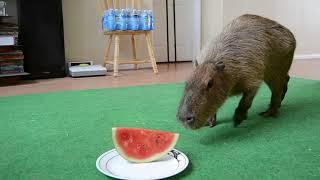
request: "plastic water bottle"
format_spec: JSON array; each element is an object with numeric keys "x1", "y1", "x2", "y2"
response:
[
  {"x1": 126, "y1": 9, "x2": 131, "y2": 30},
  {"x1": 102, "y1": 10, "x2": 108, "y2": 31},
  {"x1": 126, "y1": 9, "x2": 132, "y2": 30},
  {"x1": 102, "y1": 10, "x2": 115, "y2": 31},
  {"x1": 115, "y1": 9, "x2": 124, "y2": 30},
  {"x1": 139, "y1": 10, "x2": 150, "y2": 30},
  {"x1": 148, "y1": 10, "x2": 154, "y2": 30},
  {"x1": 127, "y1": 9, "x2": 139, "y2": 30},
  {"x1": 114, "y1": 9, "x2": 120, "y2": 30},
  {"x1": 136, "y1": 10, "x2": 142, "y2": 29},
  {"x1": 121, "y1": 9, "x2": 128, "y2": 30},
  {"x1": 115, "y1": 9, "x2": 127, "y2": 30},
  {"x1": 106, "y1": 9, "x2": 115, "y2": 31}
]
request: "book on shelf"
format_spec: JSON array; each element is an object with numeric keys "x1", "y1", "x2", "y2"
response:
[
  {"x1": 0, "y1": 22, "x2": 19, "y2": 46},
  {"x1": 0, "y1": 68, "x2": 25, "y2": 74},
  {"x1": 0, "y1": 50, "x2": 23, "y2": 56},
  {"x1": 0, "y1": 50, "x2": 24, "y2": 60},
  {"x1": 0, "y1": 55, "x2": 24, "y2": 60},
  {"x1": 0, "y1": 27, "x2": 19, "y2": 33},
  {"x1": 0, "y1": 22, "x2": 19, "y2": 29},
  {"x1": 0, "y1": 35, "x2": 15, "y2": 46},
  {"x1": 0, "y1": 59, "x2": 23, "y2": 67},
  {"x1": 0, "y1": 31, "x2": 19, "y2": 36},
  {"x1": 0, "y1": 53, "x2": 25, "y2": 74},
  {"x1": 0, "y1": 60, "x2": 24, "y2": 74}
]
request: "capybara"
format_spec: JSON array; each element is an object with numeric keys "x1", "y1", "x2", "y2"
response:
[{"x1": 177, "y1": 14, "x2": 296, "y2": 129}]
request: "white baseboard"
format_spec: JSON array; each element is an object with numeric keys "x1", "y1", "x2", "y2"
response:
[{"x1": 294, "y1": 54, "x2": 320, "y2": 60}]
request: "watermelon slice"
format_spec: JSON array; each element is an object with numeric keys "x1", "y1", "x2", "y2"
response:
[{"x1": 112, "y1": 127, "x2": 179, "y2": 163}]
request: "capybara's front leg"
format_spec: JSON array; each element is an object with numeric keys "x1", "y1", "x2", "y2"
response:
[
  {"x1": 206, "y1": 113, "x2": 217, "y2": 128},
  {"x1": 234, "y1": 88, "x2": 258, "y2": 127}
]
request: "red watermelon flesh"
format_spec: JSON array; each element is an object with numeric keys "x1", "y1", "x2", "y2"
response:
[{"x1": 112, "y1": 127, "x2": 179, "y2": 163}]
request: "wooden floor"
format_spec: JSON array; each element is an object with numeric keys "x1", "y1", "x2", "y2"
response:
[{"x1": 0, "y1": 60, "x2": 319, "y2": 97}]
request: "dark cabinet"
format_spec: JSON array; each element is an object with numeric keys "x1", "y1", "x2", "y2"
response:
[{"x1": 18, "y1": 0, "x2": 66, "y2": 79}]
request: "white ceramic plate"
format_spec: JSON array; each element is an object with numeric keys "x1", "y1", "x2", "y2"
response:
[{"x1": 96, "y1": 149, "x2": 189, "y2": 180}]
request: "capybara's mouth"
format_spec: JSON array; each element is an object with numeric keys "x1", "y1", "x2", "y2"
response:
[
  {"x1": 177, "y1": 119, "x2": 197, "y2": 130},
  {"x1": 181, "y1": 121, "x2": 197, "y2": 130},
  {"x1": 180, "y1": 119, "x2": 205, "y2": 130}
]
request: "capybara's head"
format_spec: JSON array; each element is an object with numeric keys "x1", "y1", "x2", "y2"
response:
[{"x1": 177, "y1": 61, "x2": 229, "y2": 129}]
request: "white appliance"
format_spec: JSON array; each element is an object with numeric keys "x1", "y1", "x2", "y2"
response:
[{"x1": 69, "y1": 65, "x2": 107, "y2": 77}]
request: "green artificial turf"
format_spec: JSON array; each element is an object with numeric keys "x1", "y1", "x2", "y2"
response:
[{"x1": 0, "y1": 78, "x2": 320, "y2": 180}]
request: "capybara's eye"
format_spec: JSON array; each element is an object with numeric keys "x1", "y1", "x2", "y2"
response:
[{"x1": 207, "y1": 79, "x2": 214, "y2": 89}]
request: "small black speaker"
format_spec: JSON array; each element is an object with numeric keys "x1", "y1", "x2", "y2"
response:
[{"x1": 18, "y1": 0, "x2": 66, "y2": 79}]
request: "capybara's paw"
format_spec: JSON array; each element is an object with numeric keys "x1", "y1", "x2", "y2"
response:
[
  {"x1": 233, "y1": 112, "x2": 247, "y2": 127},
  {"x1": 259, "y1": 109, "x2": 278, "y2": 118},
  {"x1": 206, "y1": 116, "x2": 217, "y2": 128}
]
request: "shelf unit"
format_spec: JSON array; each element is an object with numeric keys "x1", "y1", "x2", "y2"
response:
[{"x1": 0, "y1": 15, "x2": 29, "y2": 78}]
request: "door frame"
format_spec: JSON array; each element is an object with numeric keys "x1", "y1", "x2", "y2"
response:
[{"x1": 165, "y1": 0, "x2": 201, "y2": 62}]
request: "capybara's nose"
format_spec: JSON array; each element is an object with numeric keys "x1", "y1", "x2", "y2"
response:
[
  {"x1": 178, "y1": 112, "x2": 194, "y2": 125},
  {"x1": 185, "y1": 116, "x2": 194, "y2": 124}
]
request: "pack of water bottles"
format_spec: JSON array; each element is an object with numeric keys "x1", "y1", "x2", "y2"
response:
[{"x1": 102, "y1": 9, "x2": 154, "y2": 31}]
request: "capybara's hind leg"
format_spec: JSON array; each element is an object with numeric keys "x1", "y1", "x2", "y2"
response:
[
  {"x1": 260, "y1": 77, "x2": 287, "y2": 117},
  {"x1": 234, "y1": 87, "x2": 258, "y2": 127},
  {"x1": 281, "y1": 75, "x2": 290, "y2": 101},
  {"x1": 281, "y1": 51, "x2": 294, "y2": 101}
]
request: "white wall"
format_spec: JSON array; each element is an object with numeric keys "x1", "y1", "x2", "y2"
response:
[
  {"x1": 224, "y1": 0, "x2": 320, "y2": 57},
  {"x1": 201, "y1": 0, "x2": 223, "y2": 48},
  {"x1": 202, "y1": 0, "x2": 320, "y2": 58}
]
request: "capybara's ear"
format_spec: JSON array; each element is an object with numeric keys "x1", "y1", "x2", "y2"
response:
[{"x1": 215, "y1": 61, "x2": 225, "y2": 71}]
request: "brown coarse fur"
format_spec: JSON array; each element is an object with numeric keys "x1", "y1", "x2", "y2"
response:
[{"x1": 177, "y1": 14, "x2": 296, "y2": 129}]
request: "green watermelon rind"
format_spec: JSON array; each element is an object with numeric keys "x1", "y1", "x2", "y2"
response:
[{"x1": 112, "y1": 127, "x2": 179, "y2": 163}]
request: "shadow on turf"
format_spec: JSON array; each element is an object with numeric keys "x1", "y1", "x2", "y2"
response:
[{"x1": 199, "y1": 95, "x2": 320, "y2": 145}]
